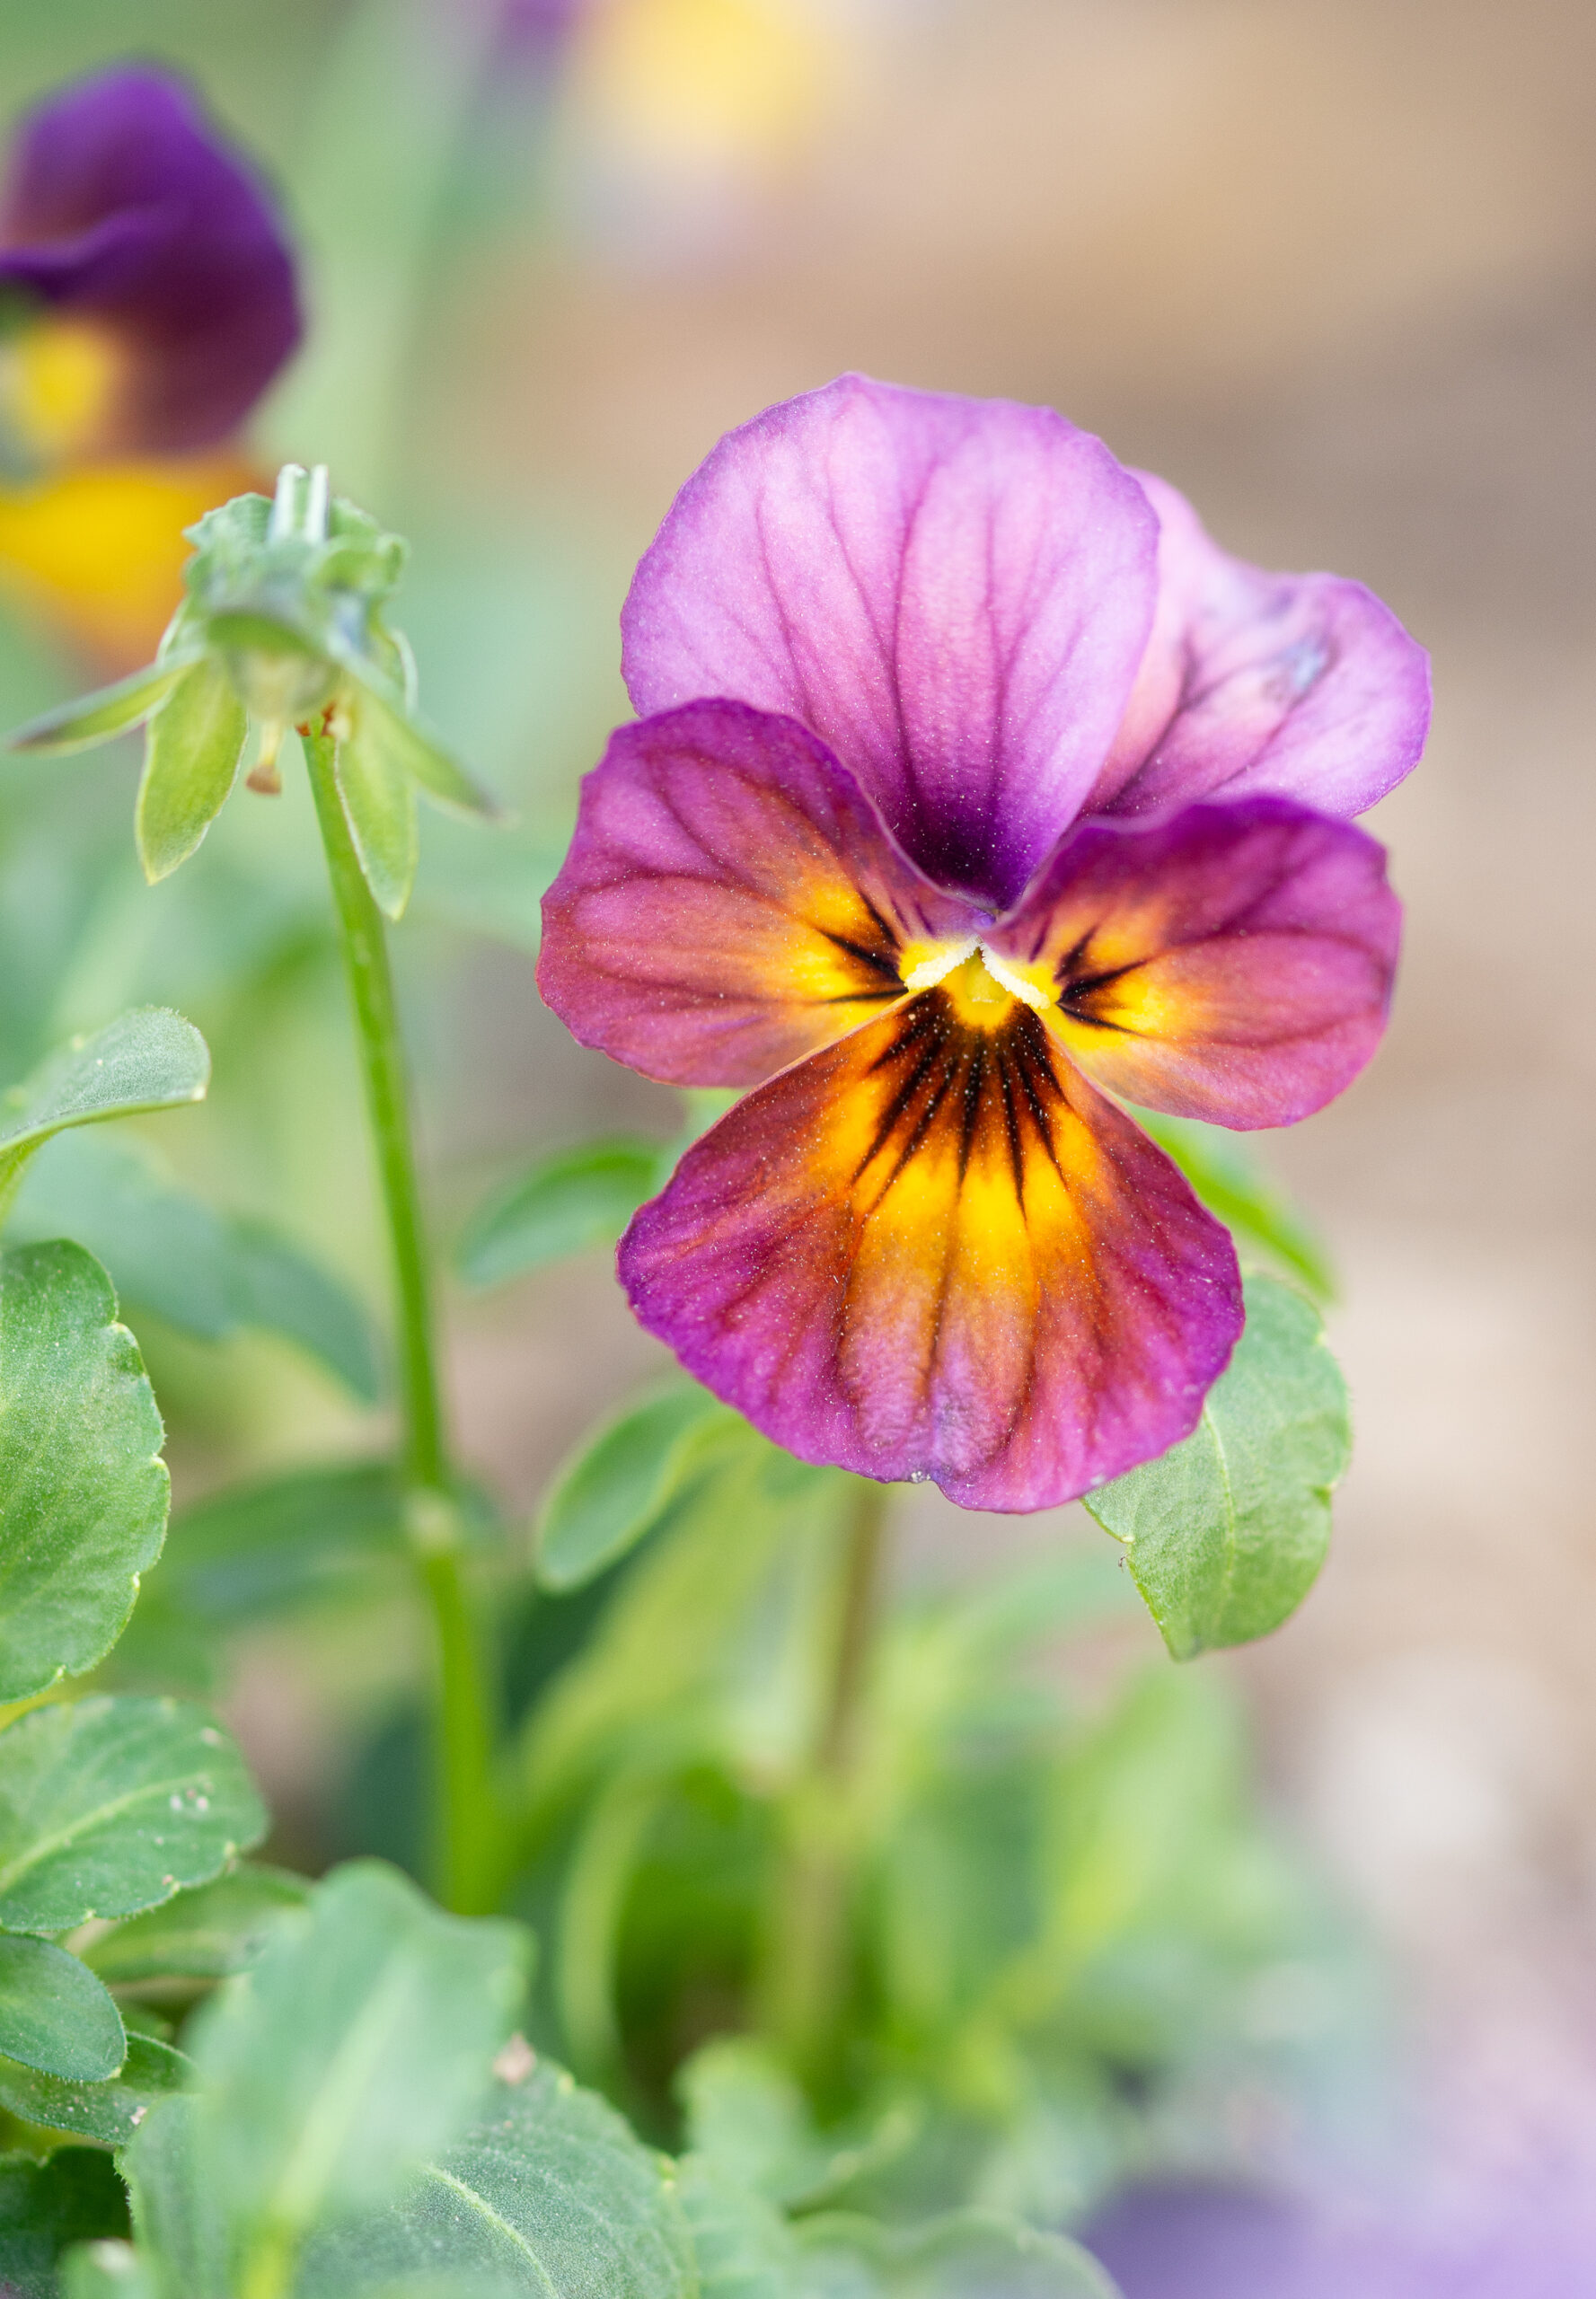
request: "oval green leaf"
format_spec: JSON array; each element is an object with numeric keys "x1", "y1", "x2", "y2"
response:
[
  {"x1": 0, "y1": 1240, "x2": 169, "y2": 1700},
  {"x1": 135, "y1": 658, "x2": 249, "y2": 884},
  {"x1": 0, "y1": 1696, "x2": 266, "y2": 1932},
  {"x1": 1082, "y1": 1275, "x2": 1351, "y2": 1659},
  {"x1": 0, "y1": 1008, "x2": 209, "y2": 1216},
  {"x1": 84, "y1": 1864, "x2": 309, "y2": 1986},
  {"x1": 457, "y1": 1139, "x2": 669, "y2": 1290},
  {"x1": 0, "y1": 2031, "x2": 191, "y2": 2146},
  {"x1": 0, "y1": 1936, "x2": 124, "y2": 2081},
  {"x1": 535, "y1": 1383, "x2": 735, "y2": 1593}
]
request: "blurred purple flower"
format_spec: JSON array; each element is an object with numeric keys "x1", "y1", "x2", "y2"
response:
[
  {"x1": 539, "y1": 374, "x2": 1428, "y2": 1511},
  {"x1": 0, "y1": 65, "x2": 301, "y2": 462}
]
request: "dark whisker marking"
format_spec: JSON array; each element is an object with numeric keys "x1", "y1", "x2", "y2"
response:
[
  {"x1": 817, "y1": 926, "x2": 901, "y2": 981},
  {"x1": 1009, "y1": 1028, "x2": 1070, "y2": 1191},
  {"x1": 957, "y1": 1038, "x2": 985, "y2": 1183},
  {"x1": 855, "y1": 1020, "x2": 948, "y2": 1177},
  {"x1": 819, "y1": 988, "x2": 903, "y2": 1005},
  {"x1": 1064, "y1": 956, "x2": 1144, "y2": 998},
  {"x1": 877, "y1": 1052, "x2": 959, "y2": 1202},
  {"x1": 997, "y1": 1055, "x2": 1027, "y2": 1209},
  {"x1": 856, "y1": 890, "x2": 901, "y2": 951}
]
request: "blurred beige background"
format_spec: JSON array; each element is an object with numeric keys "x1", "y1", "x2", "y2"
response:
[{"x1": 408, "y1": 0, "x2": 1596, "y2": 2147}]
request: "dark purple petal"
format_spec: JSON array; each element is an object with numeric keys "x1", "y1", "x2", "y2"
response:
[
  {"x1": 1086, "y1": 471, "x2": 1431, "y2": 821},
  {"x1": 993, "y1": 795, "x2": 1400, "y2": 1129},
  {"x1": 619, "y1": 1000, "x2": 1241, "y2": 1511},
  {"x1": 622, "y1": 374, "x2": 1159, "y2": 911},
  {"x1": 537, "y1": 698, "x2": 980, "y2": 1087},
  {"x1": 0, "y1": 67, "x2": 301, "y2": 455}
]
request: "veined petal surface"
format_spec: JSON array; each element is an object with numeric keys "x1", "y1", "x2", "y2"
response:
[
  {"x1": 994, "y1": 796, "x2": 1399, "y2": 1129},
  {"x1": 1089, "y1": 471, "x2": 1430, "y2": 821},
  {"x1": 0, "y1": 67, "x2": 301, "y2": 459},
  {"x1": 620, "y1": 1000, "x2": 1241, "y2": 1511},
  {"x1": 537, "y1": 698, "x2": 978, "y2": 1087},
  {"x1": 622, "y1": 373, "x2": 1159, "y2": 909}
]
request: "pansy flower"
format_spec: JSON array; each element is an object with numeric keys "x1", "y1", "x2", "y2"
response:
[
  {"x1": 540, "y1": 377, "x2": 1427, "y2": 1511},
  {"x1": 0, "y1": 66, "x2": 301, "y2": 664}
]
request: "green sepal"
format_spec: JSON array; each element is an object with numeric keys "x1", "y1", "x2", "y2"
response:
[
  {"x1": 7, "y1": 657, "x2": 197, "y2": 758},
  {"x1": 535, "y1": 1381, "x2": 737, "y2": 1592},
  {"x1": 0, "y1": 1007, "x2": 208, "y2": 1219},
  {"x1": 0, "y1": 2031, "x2": 191, "y2": 2146},
  {"x1": 346, "y1": 667, "x2": 501, "y2": 822},
  {"x1": 335, "y1": 713, "x2": 419, "y2": 920},
  {"x1": 456, "y1": 1137, "x2": 670, "y2": 1289},
  {"x1": 0, "y1": 1240, "x2": 168, "y2": 1701},
  {"x1": 0, "y1": 1696, "x2": 265, "y2": 1933},
  {"x1": 135, "y1": 659, "x2": 249, "y2": 884},
  {"x1": 1082, "y1": 1273, "x2": 1351, "y2": 1658},
  {"x1": 0, "y1": 1935, "x2": 124, "y2": 2082}
]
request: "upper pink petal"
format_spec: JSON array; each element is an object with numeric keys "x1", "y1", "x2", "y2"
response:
[
  {"x1": 622, "y1": 374, "x2": 1160, "y2": 912},
  {"x1": 1086, "y1": 471, "x2": 1431, "y2": 822}
]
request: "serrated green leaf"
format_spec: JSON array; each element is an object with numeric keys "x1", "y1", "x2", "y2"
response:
[
  {"x1": 0, "y1": 1936, "x2": 124, "y2": 2080},
  {"x1": 84, "y1": 1864, "x2": 309, "y2": 1985},
  {"x1": 0, "y1": 1240, "x2": 168, "y2": 1700},
  {"x1": 0, "y1": 1009, "x2": 208, "y2": 1216},
  {"x1": 1131, "y1": 1108, "x2": 1336, "y2": 1302},
  {"x1": 335, "y1": 718, "x2": 418, "y2": 920},
  {"x1": 0, "y1": 1696, "x2": 264, "y2": 1932},
  {"x1": 134, "y1": 662, "x2": 248, "y2": 885},
  {"x1": 0, "y1": 2032, "x2": 191, "y2": 2145},
  {"x1": 150, "y1": 1862, "x2": 529, "y2": 2270},
  {"x1": 457, "y1": 1139, "x2": 669, "y2": 1290},
  {"x1": 1082, "y1": 1276, "x2": 1350, "y2": 1659},
  {"x1": 7, "y1": 658, "x2": 196, "y2": 758},
  {"x1": 295, "y1": 2059, "x2": 695, "y2": 2298},
  {"x1": 0, "y1": 2151, "x2": 129, "y2": 2299},
  {"x1": 795, "y1": 2210, "x2": 1120, "y2": 2298},
  {"x1": 535, "y1": 1383, "x2": 736, "y2": 1593},
  {"x1": 8, "y1": 1132, "x2": 381, "y2": 1402},
  {"x1": 62, "y1": 2241, "x2": 158, "y2": 2299}
]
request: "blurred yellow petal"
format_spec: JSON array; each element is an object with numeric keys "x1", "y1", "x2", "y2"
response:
[
  {"x1": 0, "y1": 454, "x2": 258, "y2": 672},
  {"x1": 578, "y1": 0, "x2": 844, "y2": 170},
  {"x1": 0, "y1": 318, "x2": 126, "y2": 463}
]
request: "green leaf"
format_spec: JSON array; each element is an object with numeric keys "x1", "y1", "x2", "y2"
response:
[
  {"x1": 157, "y1": 1861, "x2": 530, "y2": 2263},
  {"x1": 348, "y1": 674, "x2": 501, "y2": 822},
  {"x1": 0, "y1": 1936, "x2": 124, "y2": 2080},
  {"x1": 7, "y1": 658, "x2": 195, "y2": 757},
  {"x1": 675, "y1": 2158, "x2": 795, "y2": 2299},
  {"x1": 137, "y1": 1461, "x2": 412, "y2": 1635},
  {"x1": 0, "y1": 1008, "x2": 208, "y2": 1214},
  {"x1": 336, "y1": 718, "x2": 419, "y2": 920},
  {"x1": 85, "y1": 1866, "x2": 309, "y2": 1986},
  {"x1": 0, "y1": 2032, "x2": 191, "y2": 2145},
  {"x1": 0, "y1": 1696, "x2": 265, "y2": 1932},
  {"x1": 0, "y1": 2150, "x2": 129, "y2": 2299},
  {"x1": 295, "y1": 2057, "x2": 695, "y2": 2298},
  {"x1": 62, "y1": 2242, "x2": 159, "y2": 2299},
  {"x1": 0, "y1": 1241, "x2": 168, "y2": 1700},
  {"x1": 535, "y1": 1383, "x2": 736, "y2": 1593},
  {"x1": 1131, "y1": 1108, "x2": 1335, "y2": 1302},
  {"x1": 1083, "y1": 1276, "x2": 1351, "y2": 1658},
  {"x1": 794, "y1": 2211, "x2": 1121, "y2": 2298},
  {"x1": 457, "y1": 1139, "x2": 668, "y2": 1290},
  {"x1": 134, "y1": 661, "x2": 248, "y2": 885},
  {"x1": 8, "y1": 1132, "x2": 382, "y2": 1402}
]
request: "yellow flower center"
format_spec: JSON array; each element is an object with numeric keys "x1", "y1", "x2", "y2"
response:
[
  {"x1": 897, "y1": 939, "x2": 1056, "y2": 1032},
  {"x1": 0, "y1": 318, "x2": 122, "y2": 462}
]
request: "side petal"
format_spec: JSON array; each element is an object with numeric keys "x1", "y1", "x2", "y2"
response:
[
  {"x1": 1086, "y1": 471, "x2": 1430, "y2": 821},
  {"x1": 994, "y1": 796, "x2": 1400, "y2": 1129},
  {"x1": 622, "y1": 373, "x2": 1158, "y2": 911},
  {"x1": 619, "y1": 1001, "x2": 1242, "y2": 1512},
  {"x1": 537, "y1": 698, "x2": 979, "y2": 1088},
  {"x1": 0, "y1": 68, "x2": 301, "y2": 459}
]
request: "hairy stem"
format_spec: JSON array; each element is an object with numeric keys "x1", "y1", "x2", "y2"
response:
[
  {"x1": 760, "y1": 1476, "x2": 889, "y2": 2094},
  {"x1": 304, "y1": 727, "x2": 494, "y2": 1913}
]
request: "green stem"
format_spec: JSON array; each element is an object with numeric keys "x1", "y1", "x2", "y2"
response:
[
  {"x1": 759, "y1": 1477, "x2": 889, "y2": 2095},
  {"x1": 304, "y1": 727, "x2": 495, "y2": 1913}
]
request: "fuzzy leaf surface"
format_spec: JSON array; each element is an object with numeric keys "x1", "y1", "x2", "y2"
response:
[
  {"x1": 0, "y1": 1696, "x2": 264, "y2": 1932},
  {"x1": 84, "y1": 1865, "x2": 309, "y2": 1986},
  {"x1": 0, "y1": 2032, "x2": 191, "y2": 2145},
  {"x1": 0, "y1": 1009, "x2": 208, "y2": 1212},
  {"x1": 1083, "y1": 1276, "x2": 1349, "y2": 1658},
  {"x1": 0, "y1": 1936, "x2": 124, "y2": 2080},
  {"x1": 0, "y1": 1241, "x2": 168, "y2": 1698}
]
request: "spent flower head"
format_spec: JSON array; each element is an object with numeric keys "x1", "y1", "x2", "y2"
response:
[{"x1": 9, "y1": 462, "x2": 497, "y2": 916}]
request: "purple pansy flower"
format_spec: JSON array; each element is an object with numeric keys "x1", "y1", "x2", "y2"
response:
[
  {"x1": 539, "y1": 375, "x2": 1428, "y2": 1511},
  {"x1": 0, "y1": 66, "x2": 301, "y2": 463}
]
